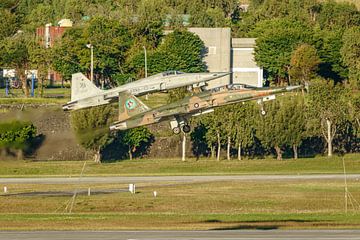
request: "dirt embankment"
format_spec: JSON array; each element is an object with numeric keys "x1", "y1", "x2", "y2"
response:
[
  {"x1": 0, "y1": 104, "x2": 91, "y2": 161},
  {"x1": 0, "y1": 104, "x2": 193, "y2": 160}
]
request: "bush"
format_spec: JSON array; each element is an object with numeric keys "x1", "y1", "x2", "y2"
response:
[{"x1": 0, "y1": 121, "x2": 37, "y2": 157}]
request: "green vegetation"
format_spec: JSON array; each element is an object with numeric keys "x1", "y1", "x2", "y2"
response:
[
  {"x1": 0, "y1": 179, "x2": 359, "y2": 230},
  {"x1": 0, "y1": 154, "x2": 359, "y2": 177},
  {"x1": 0, "y1": 121, "x2": 36, "y2": 159}
]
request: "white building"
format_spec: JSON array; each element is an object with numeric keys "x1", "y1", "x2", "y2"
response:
[
  {"x1": 188, "y1": 28, "x2": 263, "y2": 88},
  {"x1": 231, "y1": 38, "x2": 263, "y2": 87}
]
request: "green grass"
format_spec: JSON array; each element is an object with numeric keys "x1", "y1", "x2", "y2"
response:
[
  {"x1": 0, "y1": 87, "x2": 70, "y2": 104},
  {"x1": 0, "y1": 87, "x2": 70, "y2": 98},
  {"x1": 0, "y1": 154, "x2": 359, "y2": 177},
  {"x1": 0, "y1": 180, "x2": 359, "y2": 230}
]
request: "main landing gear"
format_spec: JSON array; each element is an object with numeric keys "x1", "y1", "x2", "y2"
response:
[{"x1": 170, "y1": 117, "x2": 191, "y2": 134}]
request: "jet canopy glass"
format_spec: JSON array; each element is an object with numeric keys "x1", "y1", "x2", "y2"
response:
[{"x1": 161, "y1": 71, "x2": 184, "y2": 76}]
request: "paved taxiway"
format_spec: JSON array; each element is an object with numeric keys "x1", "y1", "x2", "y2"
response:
[
  {"x1": 0, "y1": 174, "x2": 360, "y2": 184},
  {"x1": 1, "y1": 230, "x2": 360, "y2": 240}
]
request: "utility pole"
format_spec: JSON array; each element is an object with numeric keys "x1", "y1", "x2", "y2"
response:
[
  {"x1": 143, "y1": 46, "x2": 147, "y2": 78},
  {"x1": 143, "y1": 46, "x2": 148, "y2": 100},
  {"x1": 86, "y1": 44, "x2": 94, "y2": 83}
]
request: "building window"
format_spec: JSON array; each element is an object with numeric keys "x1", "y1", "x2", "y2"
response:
[{"x1": 209, "y1": 46, "x2": 216, "y2": 55}]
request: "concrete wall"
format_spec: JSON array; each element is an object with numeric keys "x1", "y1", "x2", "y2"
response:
[
  {"x1": 188, "y1": 28, "x2": 231, "y2": 88},
  {"x1": 231, "y1": 38, "x2": 263, "y2": 87}
]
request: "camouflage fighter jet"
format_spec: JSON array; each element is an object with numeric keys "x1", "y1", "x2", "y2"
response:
[
  {"x1": 63, "y1": 71, "x2": 229, "y2": 111},
  {"x1": 109, "y1": 84, "x2": 302, "y2": 134}
]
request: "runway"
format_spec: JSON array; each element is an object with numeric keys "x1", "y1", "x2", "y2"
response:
[
  {"x1": 0, "y1": 174, "x2": 359, "y2": 184},
  {"x1": 1, "y1": 230, "x2": 360, "y2": 240}
]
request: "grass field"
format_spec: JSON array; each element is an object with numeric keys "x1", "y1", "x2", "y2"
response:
[
  {"x1": 0, "y1": 87, "x2": 70, "y2": 104},
  {"x1": 0, "y1": 154, "x2": 359, "y2": 230},
  {"x1": 0, "y1": 154, "x2": 359, "y2": 177},
  {"x1": 0, "y1": 179, "x2": 359, "y2": 230}
]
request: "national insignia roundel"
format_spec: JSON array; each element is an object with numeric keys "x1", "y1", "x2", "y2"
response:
[{"x1": 125, "y1": 98, "x2": 137, "y2": 110}]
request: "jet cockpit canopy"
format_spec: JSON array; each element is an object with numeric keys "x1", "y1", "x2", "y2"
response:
[{"x1": 162, "y1": 70, "x2": 184, "y2": 76}]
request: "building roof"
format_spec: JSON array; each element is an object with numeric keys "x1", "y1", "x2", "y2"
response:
[{"x1": 232, "y1": 38, "x2": 256, "y2": 48}]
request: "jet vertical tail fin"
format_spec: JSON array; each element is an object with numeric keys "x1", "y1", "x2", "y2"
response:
[
  {"x1": 118, "y1": 91, "x2": 150, "y2": 122},
  {"x1": 71, "y1": 73, "x2": 103, "y2": 102}
]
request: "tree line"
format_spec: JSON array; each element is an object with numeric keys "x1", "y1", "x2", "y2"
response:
[{"x1": 192, "y1": 80, "x2": 359, "y2": 161}]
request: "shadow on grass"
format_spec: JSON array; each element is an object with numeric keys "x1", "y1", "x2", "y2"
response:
[
  {"x1": 211, "y1": 225, "x2": 280, "y2": 230},
  {"x1": 207, "y1": 219, "x2": 319, "y2": 230}
]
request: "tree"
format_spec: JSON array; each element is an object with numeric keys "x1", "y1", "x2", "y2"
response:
[
  {"x1": 341, "y1": 26, "x2": 360, "y2": 89},
  {"x1": 200, "y1": 111, "x2": 225, "y2": 160},
  {"x1": 0, "y1": 121, "x2": 37, "y2": 159},
  {"x1": 317, "y1": 28, "x2": 348, "y2": 82},
  {"x1": 289, "y1": 44, "x2": 321, "y2": 85},
  {"x1": 251, "y1": 18, "x2": 315, "y2": 85},
  {"x1": 307, "y1": 79, "x2": 349, "y2": 157},
  {"x1": 71, "y1": 105, "x2": 116, "y2": 163},
  {"x1": 0, "y1": 9, "x2": 18, "y2": 40},
  {"x1": 52, "y1": 17, "x2": 132, "y2": 84},
  {"x1": 122, "y1": 127, "x2": 153, "y2": 160},
  {"x1": 0, "y1": 33, "x2": 31, "y2": 97},
  {"x1": 143, "y1": 29, "x2": 206, "y2": 74},
  {"x1": 317, "y1": 1, "x2": 360, "y2": 31},
  {"x1": 255, "y1": 100, "x2": 288, "y2": 160},
  {"x1": 349, "y1": 93, "x2": 360, "y2": 137},
  {"x1": 282, "y1": 96, "x2": 307, "y2": 159},
  {"x1": 29, "y1": 39, "x2": 52, "y2": 97},
  {"x1": 234, "y1": 102, "x2": 256, "y2": 160}
]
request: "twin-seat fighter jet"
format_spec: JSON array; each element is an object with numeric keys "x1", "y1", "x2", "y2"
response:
[
  {"x1": 62, "y1": 71, "x2": 229, "y2": 111},
  {"x1": 110, "y1": 84, "x2": 302, "y2": 134}
]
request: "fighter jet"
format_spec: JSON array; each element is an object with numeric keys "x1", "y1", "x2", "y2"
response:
[
  {"x1": 110, "y1": 84, "x2": 302, "y2": 134},
  {"x1": 62, "y1": 71, "x2": 229, "y2": 111}
]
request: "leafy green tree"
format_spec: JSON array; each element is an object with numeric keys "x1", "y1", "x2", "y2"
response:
[
  {"x1": 52, "y1": 27, "x2": 87, "y2": 80},
  {"x1": 251, "y1": 0, "x2": 319, "y2": 22},
  {"x1": 307, "y1": 79, "x2": 350, "y2": 157},
  {"x1": 24, "y1": 4, "x2": 54, "y2": 31},
  {"x1": 0, "y1": 33, "x2": 31, "y2": 96},
  {"x1": 130, "y1": 0, "x2": 166, "y2": 47},
  {"x1": 341, "y1": 26, "x2": 360, "y2": 89},
  {"x1": 0, "y1": 9, "x2": 18, "y2": 40},
  {"x1": 251, "y1": 18, "x2": 315, "y2": 85},
  {"x1": 199, "y1": 111, "x2": 225, "y2": 160},
  {"x1": 234, "y1": 102, "x2": 256, "y2": 160},
  {"x1": 317, "y1": 28, "x2": 348, "y2": 82},
  {"x1": 71, "y1": 105, "x2": 116, "y2": 163},
  {"x1": 217, "y1": 105, "x2": 237, "y2": 160},
  {"x1": 349, "y1": 93, "x2": 360, "y2": 137},
  {"x1": 317, "y1": 1, "x2": 360, "y2": 31},
  {"x1": 0, "y1": 121, "x2": 36, "y2": 159},
  {"x1": 282, "y1": 96, "x2": 307, "y2": 159},
  {"x1": 122, "y1": 127, "x2": 153, "y2": 160},
  {"x1": 255, "y1": 99, "x2": 287, "y2": 160},
  {"x1": 149, "y1": 29, "x2": 206, "y2": 74},
  {"x1": 29, "y1": 39, "x2": 52, "y2": 97},
  {"x1": 289, "y1": 44, "x2": 321, "y2": 85},
  {"x1": 53, "y1": 17, "x2": 132, "y2": 84}
]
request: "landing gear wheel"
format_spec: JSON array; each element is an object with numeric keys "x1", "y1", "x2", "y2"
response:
[
  {"x1": 172, "y1": 127, "x2": 181, "y2": 135},
  {"x1": 261, "y1": 110, "x2": 266, "y2": 116},
  {"x1": 182, "y1": 125, "x2": 191, "y2": 133}
]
